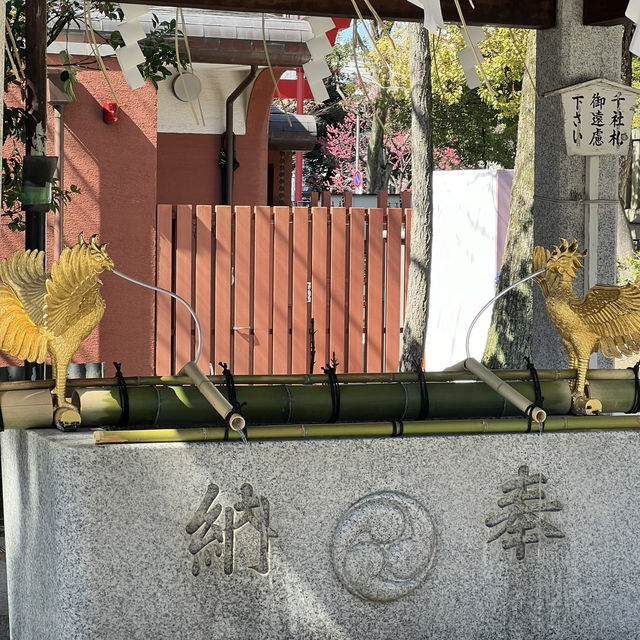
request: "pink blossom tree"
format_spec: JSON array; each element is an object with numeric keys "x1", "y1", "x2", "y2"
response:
[
  {"x1": 313, "y1": 103, "x2": 462, "y2": 193},
  {"x1": 318, "y1": 111, "x2": 368, "y2": 192}
]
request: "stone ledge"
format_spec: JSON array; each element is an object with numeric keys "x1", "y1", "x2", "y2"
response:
[{"x1": 2, "y1": 428, "x2": 640, "y2": 639}]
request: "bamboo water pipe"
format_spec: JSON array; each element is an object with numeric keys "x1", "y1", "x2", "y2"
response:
[
  {"x1": 71, "y1": 376, "x2": 640, "y2": 429},
  {"x1": 2, "y1": 366, "x2": 640, "y2": 430},
  {"x1": 180, "y1": 361, "x2": 245, "y2": 432},
  {"x1": 447, "y1": 358, "x2": 547, "y2": 424}
]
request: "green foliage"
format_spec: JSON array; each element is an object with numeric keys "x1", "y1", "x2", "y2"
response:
[
  {"x1": 3, "y1": 0, "x2": 187, "y2": 229},
  {"x1": 632, "y1": 56, "x2": 640, "y2": 129},
  {"x1": 617, "y1": 252, "x2": 640, "y2": 284},
  {"x1": 108, "y1": 13, "x2": 187, "y2": 89},
  {"x1": 430, "y1": 27, "x2": 527, "y2": 168},
  {"x1": 58, "y1": 50, "x2": 79, "y2": 100},
  {"x1": 307, "y1": 23, "x2": 527, "y2": 186},
  {"x1": 432, "y1": 86, "x2": 518, "y2": 168}
]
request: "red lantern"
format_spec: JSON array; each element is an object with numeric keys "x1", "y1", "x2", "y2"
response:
[{"x1": 102, "y1": 101, "x2": 118, "y2": 124}]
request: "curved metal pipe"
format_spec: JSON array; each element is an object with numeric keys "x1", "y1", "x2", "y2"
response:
[{"x1": 224, "y1": 65, "x2": 257, "y2": 205}]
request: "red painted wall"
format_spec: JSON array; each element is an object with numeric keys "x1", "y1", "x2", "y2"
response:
[
  {"x1": 235, "y1": 68, "x2": 285, "y2": 206},
  {"x1": 0, "y1": 62, "x2": 158, "y2": 376},
  {"x1": 157, "y1": 132, "x2": 222, "y2": 204},
  {"x1": 64, "y1": 66, "x2": 157, "y2": 377}
]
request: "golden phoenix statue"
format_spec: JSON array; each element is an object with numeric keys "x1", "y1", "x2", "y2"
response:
[
  {"x1": 533, "y1": 238, "x2": 640, "y2": 414},
  {"x1": 0, "y1": 233, "x2": 113, "y2": 428}
]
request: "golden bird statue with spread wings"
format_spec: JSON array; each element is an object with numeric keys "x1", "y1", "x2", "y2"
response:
[
  {"x1": 0, "y1": 233, "x2": 114, "y2": 428},
  {"x1": 533, "y1": 237, "x2": 640, "y2": 415}
]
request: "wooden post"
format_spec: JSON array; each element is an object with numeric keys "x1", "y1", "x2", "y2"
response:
[
  {"x1": 24, "y1": 0, "x2": 48, "y2": 381},
  {"x1": 584, "y1": 155, "x2": 599, "y2": 295},
  {"x1": 25, "y1": 0, "x2": 48, "y2": 254},
  {"x1": 294, "y1": 67, "x2": 304, "y2": 204},
  {"x1": 585, "y1": 155, "x2": 599, "y2": 369}
]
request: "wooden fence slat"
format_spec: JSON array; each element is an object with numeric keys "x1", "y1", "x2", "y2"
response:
[
  {"x1": 272, "y1": 206, "x2": 291, "y2": 373},
  {"x1": 175, "y1": 205, "x2": 194, "y2": 372},
  {"x1": 385, "y1": 208, "x2": 403, "y2": 372},
  {"x1": 214, "y1": 206, "x2": 233, "y2": 370},
  {"x1": 195, "y1": 206, "x2": 212, "y2": 371},
  {"x1": 253, "y1": 206, "x2": 272, "y2": 374},
  {"x1": 233, "y1": 206, "x2": 253, "y2": 374},
  {"x1": 311, "y1": 207, "x2": 329, "y2": 372},
  {"x1": 366, "y1": 208, "x2": 385, "y2": 372},
  {"x1": 329, "y1": 207, "x2": 348, "y2": 369},
  {"x1": 291, "y1": 207, "x2": 310, "y2": 373},
  {"x1": 347, "y1": 208, "x2": 365, "y2": 373},
  {"x1": 156, "y1": 205, "x2": 174, "y2": 374}
]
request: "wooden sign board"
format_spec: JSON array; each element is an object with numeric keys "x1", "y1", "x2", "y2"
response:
[{"x1": 548, "y1": 79, "x2": 640, "y2": 156}]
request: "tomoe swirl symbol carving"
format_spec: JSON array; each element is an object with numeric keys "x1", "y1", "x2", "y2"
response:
[{"x1": 331, "y1": 491, "x2": 436, "y2": 602}]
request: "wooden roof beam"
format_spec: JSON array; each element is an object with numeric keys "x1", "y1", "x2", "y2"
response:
[
  {"x1": 582, "y1": 0, "x2": 629, "y2": 25},
  {"x1": 131, "y1": 0, "x2": 557, "y2": 28},
  {"x1": 174, "y1": 37, "x2": 311, "y2": 66}
]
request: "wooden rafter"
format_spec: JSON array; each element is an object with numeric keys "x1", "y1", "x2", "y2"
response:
[
  {"x1": 132, "y1": 0, "x2": 557, "y2": 29},
  {"x1": 582, "y1": 0, "x2": 629, "y2": 26}
]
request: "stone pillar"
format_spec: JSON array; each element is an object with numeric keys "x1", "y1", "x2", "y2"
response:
[{"x1": 532, "y1": 0, "x2": 624, "y2": 367}]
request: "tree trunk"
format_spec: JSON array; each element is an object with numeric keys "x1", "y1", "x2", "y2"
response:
[
  {"x1": 399, "y1": 23, "x2": 433, "y2": 372},
  {"x1": 365, "y1": 20, "x2": 392, "y2": 194},
  {"x1": 366, "y1": 85, "x2": 391, "y2": 192},
  {"x1": 619, "y1": 22, "x2": 633, "y2": 206},
  {"x1": 482, "y1": 32, "x2": 537, "y2": 369}
]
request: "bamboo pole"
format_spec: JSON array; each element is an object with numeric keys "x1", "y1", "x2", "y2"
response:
[
  {"x1": 93, "y1": 413, "x2": 640, "y2": 445},
  {"x1": 73, "y1": 376, "x2": 639, "y2": 429},
  {"x1": 0, "y1": 389, "x2": 53, "y2": 428},
  {"x1": 180, "y1": 361, "x2": 245, "y2": 431},
  {"x1": 0, "y1": 367, "x2": 637, "y2": 393},
  {"x1": 1, "y1": 366, "x2": 637, "y2": 430},
  {"x1": 450, "y1": 358, "x2": 546, "y2": 423}
]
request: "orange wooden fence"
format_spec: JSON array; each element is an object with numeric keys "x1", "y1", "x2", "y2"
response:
[{"x1": 156, "y1": 205, "x2": 411, "y2": 375}]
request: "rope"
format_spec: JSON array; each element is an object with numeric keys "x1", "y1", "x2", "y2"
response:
[
  {"x1": 415, "y1": 360, "x2": 430, "y2": 420},
  {"x1": 113, "y1": 362, "x2": 129, "y2": 428},
  {"x1": 322, "y1": 355, "x2": 341, "y2": 423},
  {"x1": 219, "y1": 362, "x2": 246, "y2": 434},
  {"x1": 627, "y1": 360, "x2": 640, "y2": 414},
  {"x1": 524, "y1": 356, "x2": 544, "y2": 432},
  {"x1": 391, "y1": 420, "x2": 404, "y2": 437}
]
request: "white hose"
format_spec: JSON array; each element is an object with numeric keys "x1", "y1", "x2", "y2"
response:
[
  {"x1": 465, "y1": 268, "x2": 546, "y2": 359},
  {"x1": 112, "y1": 268, "x2": 203, "y2": 364}
]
